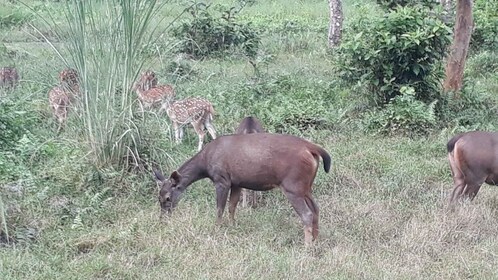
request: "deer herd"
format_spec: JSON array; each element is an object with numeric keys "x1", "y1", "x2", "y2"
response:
[{"x1": 2, "y1": 65, "x2": 497, "y2": 246}]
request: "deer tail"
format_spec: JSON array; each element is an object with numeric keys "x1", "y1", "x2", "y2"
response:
[
  {"x1": 311, "y1": 145, "x2": 331, "y2": 173},
  {"x1": 447, "y1": 133, "x2": 465, "y2": 153}
]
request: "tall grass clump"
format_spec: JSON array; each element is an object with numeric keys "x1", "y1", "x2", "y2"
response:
[{"x1": 42, "y1": 0, "x2": 168, "y2": 169}]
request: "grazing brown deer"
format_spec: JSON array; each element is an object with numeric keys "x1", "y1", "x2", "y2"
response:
[
  {"x1": 161, "y1": 97, "x2": 216, "y2": 151},
  {"x1": 0, "y1": 67, "x2": 19, "y2": 90},
  {"x1": 154, "y1": 133, "x2": 331, "y2": 247},
  {"x1": 133, "y1": 70, "x2": 176, "y2": 109},
  {"x1": 235, "y1": 116, "x2": 266, "y2": 208},
  {"x1": 447, "y1": 131, "x2": 498, "y2": 203}
]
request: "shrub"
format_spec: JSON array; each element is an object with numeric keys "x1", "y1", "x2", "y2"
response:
[
  {"x1": 376, "y1": 0, "x2": 439, "y2": 10},
  {"x1": 171, "y1": 3, "x2": 260, "y2": 58},
  {"x1": 437, "y1": 83, "x2": 498, "y2": 130},
  {"x1": 336, "y1": 5, "x2": 451, "y2": 105},
  {"x1": 363, "y1": 86, "x2": 437, "y2": 136},
  {"x1": 471, "y1": 0, "x2": 498, "y2": 51}
]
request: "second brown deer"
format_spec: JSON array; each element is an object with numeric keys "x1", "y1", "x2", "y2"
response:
[
  {"x1": 447, "y1": 131, "x2": 498, "y2": 204},
  {"x1": 235, "y1": 116, "x2": 266, "y2": 207},
  {"x1": 161, "y1": 97, "x2": 216, "y2": 151}
]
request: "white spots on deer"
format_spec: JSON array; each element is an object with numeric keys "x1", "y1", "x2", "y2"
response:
[{"x1": 133, "y1": 70, "x2": 176, "y2": 109}]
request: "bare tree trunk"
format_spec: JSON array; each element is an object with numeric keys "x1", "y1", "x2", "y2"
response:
[
  {"x1": 328, "y1": 0, "x2": 343, "y2": 47},
  {"x1": 443, "y1": 0, "x2": 473, "y2": 93}
]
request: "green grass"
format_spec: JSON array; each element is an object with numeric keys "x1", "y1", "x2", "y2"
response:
[{"x1": 1, "y1": 0, "x2": 498, "y2": 279}]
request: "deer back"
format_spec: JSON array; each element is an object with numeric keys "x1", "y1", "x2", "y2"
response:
[{"x1": 167, "y1": 97, "x2": 214, "y2": 124}]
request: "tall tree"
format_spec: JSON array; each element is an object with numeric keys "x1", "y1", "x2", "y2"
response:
[
  {"x1": 328, "y1": 0, "x2": 343, "y2": 47},
  {"x1": 443, "y1": 0, "x2": 473, "y2": 93}
]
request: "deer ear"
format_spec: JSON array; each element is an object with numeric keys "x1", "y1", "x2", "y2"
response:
[
  {"x1": 169, "y1": 170, "x2": 181, "y2": 183},
  {"x1": 153, "y1": 169, "x2": 166, "y2": 182}
]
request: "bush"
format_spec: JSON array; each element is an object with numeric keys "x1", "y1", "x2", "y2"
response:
[
  {"x1": 363, "y1": 86, "x2": 437, "y2": 136},
  {"x1": 172, "y1": 3, "x2": 260, "y2": 58},
  {"x1": 336, "y1": 5, "x2": 451, "y2": 105},
  {"x1": 437, "y1": 83, "x2": 498, "y2": 130},
  {"x1": 471, "y1": 0, "x2": 498, "y2": 51},
  {"x1": 376, "y1": 0, "x2": 439, "y2": 10}
]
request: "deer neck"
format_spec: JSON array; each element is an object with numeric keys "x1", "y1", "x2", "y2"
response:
[{"x1": 176, "y1": 153, "x2": 208, "y2": 191}]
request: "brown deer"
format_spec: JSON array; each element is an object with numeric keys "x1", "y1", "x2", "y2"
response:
[
  {"x1": 447, "y1": 131, "x2": 498, "y2": 203},
  {"x1": 154, "y1": 133, "x2": 331, "y2": 247},
  {"x1": 133, "y1": 70, "x2": 176, "y2": 109},
  {"x1": 0, "y1": 67, "x2": 19, "y2": 90},
  {"x1": 48, "y1": 68, "x2": 80, "y2": 132},
  {"x1": 161, "y1": 97, "x2": 216, "y2": 151},
  {"x1": 235, "y1": 116, "x2": 266, "y2": 207}
]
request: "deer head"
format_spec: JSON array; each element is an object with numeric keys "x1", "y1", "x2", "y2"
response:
[{"x1": 155, "y1": 169, "x2": 184, "y2": 215}]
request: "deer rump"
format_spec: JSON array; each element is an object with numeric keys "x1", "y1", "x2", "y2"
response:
[{"x1": 447, "y1": 131, "x2": 498, "y2": 202}]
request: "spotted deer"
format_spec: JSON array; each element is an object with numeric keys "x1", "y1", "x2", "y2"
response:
[
  {"x1": 133, "y1": 70, "x2": 176, "y2": 109},
  {"x1": 48, "y1": 86, "x2": 70, "y2": 132},
  {"x1": 0, "y1": 67, "x2": 20, "y2": 90},
  {"x1": 161, "y1": 97, "x2": 216, "y2": 151},
  {"x1": 59, "y1": 68, "x2": 80, "y2": 97},
  {"x1": 48, "y1": 68, "x2": 80, "y2": 132},
  {"x1": 235, "y1": 116, "x2": 266, "y2": 208}
]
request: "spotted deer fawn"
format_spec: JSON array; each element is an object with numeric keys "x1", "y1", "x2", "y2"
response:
[
  {"x1": 133, "y1": 70, "x2": 176, "y2": 109},
  {"x1": 161, "y1": 97, "x2": 217, "y2": 151},
  {"x1": 0, "y1": 67, "x2": 20, "y2": 90},
  {"x1": 48, "y1": 68, "x2": 80, "y2": 132}
]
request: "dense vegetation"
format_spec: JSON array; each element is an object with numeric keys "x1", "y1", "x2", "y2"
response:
[{"x1": 1, "y1": 0, "x2": 498, "y2": 278}]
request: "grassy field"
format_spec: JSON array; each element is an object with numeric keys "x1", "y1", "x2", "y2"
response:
[{"x1": 1, "y1": 0, "x2": 498, "y2": 279}]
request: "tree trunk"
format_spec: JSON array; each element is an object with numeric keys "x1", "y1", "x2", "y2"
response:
[
  {"x1": 328, "y1": 0, "x2": 343, "y2": 47},
  {"x1": 443, "y1": 0, "x2": 473, "y2": 94}
]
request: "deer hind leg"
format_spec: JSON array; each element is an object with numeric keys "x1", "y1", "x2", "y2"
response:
[
  {"x1": 192, "y1": 121, "x2": 206, "y2": 151},
  {"x1": 305, "y1": 194, "x2": 319, "y2": 240},
  {"x1": 228, "y1": 186, "x2": 242, "y2": 223},
  {"x1": 282, "y1": 187, "x2": 317, "y2": 247},
  {"x1": 205, "y1": 115, "x2": 217, "y2": 140}
]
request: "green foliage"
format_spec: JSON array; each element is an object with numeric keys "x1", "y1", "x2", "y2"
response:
[
  {"x1": 42, "y1": 0, "x2": 168, "y2": 169},
  {"x1": 172, "y1": 3, "x2": 260, "y2": 58},
  {"x1": 337, "y1": 5, "x2": 451, "y2": 105},
  {"x1": 466, "y1": 50, "x2": 498, "y2": 78},
  {"x1": 0, "y1": 99, "x2": 28, "y2": 150},
  {"x1": 437, "y1": 83, "x2": 498, "y2": 131},
  {"x1": 471, "y1": 0, "x2": 498, "y2": 51},
  {"x1": 0, "y1": 4, "x2": 32, "y2": 28},
  {"x1": 376, "y1": 0, "x2": 439, "y2": 10},
  {"x1": 363, "y1": 86, "x2": 437, "y2": 135}
]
